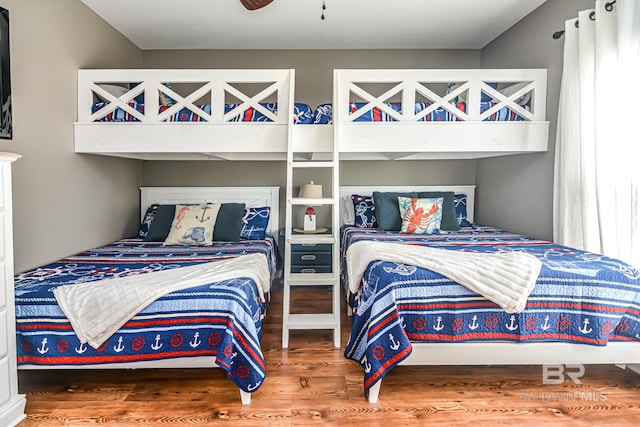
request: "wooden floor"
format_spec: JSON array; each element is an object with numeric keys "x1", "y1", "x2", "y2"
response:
[{"x1": 17, "y1": 285, "x2": 640, "y2": 426}]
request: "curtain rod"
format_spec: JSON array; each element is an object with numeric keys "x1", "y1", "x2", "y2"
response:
[{"x1": 552, "y1": 0, "x2": 616, "y2": 39}]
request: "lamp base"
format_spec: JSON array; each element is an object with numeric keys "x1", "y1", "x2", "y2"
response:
[{"x1": 303, "y1": 214, "x2": 317, "y2": 231}]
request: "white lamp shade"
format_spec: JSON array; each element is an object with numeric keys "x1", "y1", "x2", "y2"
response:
[{"x1": 299, "y1": 183, "x2": 323, "y2": 199}]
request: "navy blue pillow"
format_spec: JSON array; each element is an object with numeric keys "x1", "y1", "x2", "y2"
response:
[
  {"x1": 241, "y1": 207, "x2": 270, "y2": 240},
  {"x1": 417, "y1": 191, "x2": 460, "y2": 231},
  {"x1": 373, "y1": 191, "x2": 418, "y2": 231},
  {"x1": 213, "y1": 203, "x2": 246, "y2": 242},
  {"x1": 294, "y1": 103, "x2": 314, "y2": 124},
  {"x1": 137, "y1": 204, "x2": 158, "y2": 238},
  {"x1": 143, "y1": 205, "x2": 176, "y2": 242},
  {"x1": 352, "y1": 195, "x2": 376, "y2": 228},
  {"x1": 130, "y1": 82, "x2": 145, "y2": 104},
  {"x1": 454, "y1": 194, "x2": 473, "y2": 227},
  {"x1": 481, "y1": 82, "x2": 499, "y2": 102},
  {"x1": 313, "y1": 103, "x2": 333, "y2": 124}
]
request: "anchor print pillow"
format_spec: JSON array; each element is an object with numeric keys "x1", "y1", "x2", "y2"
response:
[
  {"x1": 352, "y1": 195, "x2": 376, "y2": 228},
  {"x1": 164, "y1": 203, "x2": 221, "y2": 245},
  {"x1": 398, "y1": 197, "x2": 443, "y2": 234},
  {"x1": 454, "y1": 193, "x2": 473, "y2": 227},
  {"x1": 137, "y1": 204, "x2": 158, "y2": 238},
  {"x1": 240, "y1": 206, "x2": 271, "y2": 240}
]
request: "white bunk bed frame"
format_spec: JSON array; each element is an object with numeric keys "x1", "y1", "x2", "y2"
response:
[
  {"x1": 19, "y1": 186, "x2": 280, "y2": 405},
  {"x1": 333, "y1": 69, "x2": 549, "y2": 160},
  {"x1": 75, "y1": 69, "x2": 300, "y2": 161},
  {"x1": 339, "y1": 185, "x2": 640, "y2": 403},
  {"x1": 75, "y1": 68, "x2": 549, "y2": 161}
]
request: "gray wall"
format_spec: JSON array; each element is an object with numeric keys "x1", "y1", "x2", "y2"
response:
[
  {"x1": 478, "y1": 0, "x2": 594, "y2": 240},
  {"x1": 141, "y1": 50, "x2": 480, "y2": 228},
  {"x1": 0, "y1": 0, "x2": 144, "y2": 272},
  {"x1": 142, "y1": 159, "x2": 477, "y2": 229}
]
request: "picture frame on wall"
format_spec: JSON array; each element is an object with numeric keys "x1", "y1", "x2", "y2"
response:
[{"x1": 0, "y1": 7, "x2": 11, "y2": 140}]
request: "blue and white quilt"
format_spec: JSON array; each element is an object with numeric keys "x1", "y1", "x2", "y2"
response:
[
  {"x1": 14, "y1": 237, "x2": 277, "y2": 393},
  {"x1": 341, "y1": 226, "x2": 640, "y2": 395}
]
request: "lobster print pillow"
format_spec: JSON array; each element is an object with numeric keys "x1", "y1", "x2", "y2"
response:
[
  {"x1": 398, "y1": 197, "x2": 443, "y2": 234},
  {"x1": 164, "y1": 204, "x2": 220, "y2": 245}
]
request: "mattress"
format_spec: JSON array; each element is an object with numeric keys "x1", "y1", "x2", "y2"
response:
[
  {"x1": 14, "y1": 236, "x2": 278, "y2": 393},
  {"x1": 340, "y1": 225, "x2": 640, "y2": 391}
]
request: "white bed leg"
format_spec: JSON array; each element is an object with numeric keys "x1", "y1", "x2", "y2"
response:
[
  {"x1": 368, "y1": 380, "x2": 381, "y2": 403},
  {"x1": 240, "y1": 390, "x2": 251, "y2": 404}
]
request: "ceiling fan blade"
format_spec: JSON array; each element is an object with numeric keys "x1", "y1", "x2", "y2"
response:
[{"x1": 240, "y1": 0, "x2": 274, "y2": 10}]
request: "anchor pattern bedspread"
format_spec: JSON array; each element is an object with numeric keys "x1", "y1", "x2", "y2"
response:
[
  {"x1": 14, "y1": 237, "x2": 277, "y2": 393},
  {"x1": 341, "y1": 226, "x2": 640, "y2": 394}
]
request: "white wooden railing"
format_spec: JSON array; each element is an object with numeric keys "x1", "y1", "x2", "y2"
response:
[
  {"x1": 77, "y1": 69, "x2": 293, "y2": 124},
  {"x1": 335, "y1": 69, "x2": 547, "y2": 123}
]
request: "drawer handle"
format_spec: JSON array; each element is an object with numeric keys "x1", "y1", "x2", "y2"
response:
[
  {"x1": 300, "y1": 268, "x2": 316, "y2": 273},
  {"x1": 301, "y1": 243, "x2": 317, "y2": 247},
  {"x1": 301, "y1": 255, "x2": 317, "y2": 261}
]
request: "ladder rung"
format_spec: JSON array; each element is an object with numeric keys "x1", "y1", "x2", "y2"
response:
[
  {"x1": 291, "y1": 161, "x2": 335, "y2": 168},
  {"x1": 290, "y1": 197, "x2": 335, "y2": 206},
  {"x1": 286, "y1": 272, "x2": 338, "y2": 285},
  {"x1": 286, "y1": 313, "x2": 338, "y2": 329}
]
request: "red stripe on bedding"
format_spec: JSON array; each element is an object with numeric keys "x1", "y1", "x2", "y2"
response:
[
  {"x1": 367, "y1": 310, "x2": 399, "y2": 338},
  {"x1": 405, "y1": 332, "x2": 608, "y2": 345},
  {"x1": 17, "y1": 349, "x2": 217, "y2": 365},
  {"x1": 363, "y1": 344, "x2": 412, "y2": 391}
]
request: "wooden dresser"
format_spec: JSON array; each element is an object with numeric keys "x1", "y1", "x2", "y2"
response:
[{"x1": 0, "y1": 153, "x2": 25, "y2": 427}]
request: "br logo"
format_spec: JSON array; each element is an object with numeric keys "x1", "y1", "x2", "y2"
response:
[{"x1": 542, "y1": 364, "x2": 585, "y2": 384}]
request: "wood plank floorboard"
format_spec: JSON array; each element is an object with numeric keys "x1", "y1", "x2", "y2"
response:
[{"x1": 17, "y1": 284, "x2": 640, "y2": 426}]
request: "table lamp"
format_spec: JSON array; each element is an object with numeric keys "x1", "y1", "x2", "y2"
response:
[{"x1": 299, "y1": 181, "x2": 323, "y2": 232}]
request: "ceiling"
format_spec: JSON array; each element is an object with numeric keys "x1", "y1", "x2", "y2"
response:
[{"x1": 81, "y1": 0, "x2": 548, "y2": 50}]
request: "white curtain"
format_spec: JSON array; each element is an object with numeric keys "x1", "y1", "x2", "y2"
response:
[{"x1": 554, "y1": 0, "x2": 640, "y2": 267}]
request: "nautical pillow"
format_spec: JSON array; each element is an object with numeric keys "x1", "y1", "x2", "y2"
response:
[
  {"x1": 454, "y1": 193, "x2": 473, "y2": 227},
  {"x1": 164, "y1": 204, "x2": 220, "y2": 246},
  {"x1": 137, "y1": 204, "x2": 158, "y2": 238},
  {"x1": 313, "y1": 103, "x2": 333, "y2": 124},
  {"x1": 240, "y1": 206, "x2": 271, "y2": 240},
  {"x1": 158, "y1": 82, "x2": 176, "y2": 106},
  {"x1": 352, "y1": 195, "x2": 376, "y2": 228},
  {"x1": 398, "y1": 197, "x2": 444, "y2": 234},
  {"x1": 294, "y1": 103, "x2": 314, "y2": 124}
]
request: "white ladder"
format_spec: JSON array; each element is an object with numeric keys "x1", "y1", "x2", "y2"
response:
[{"x1": 282, "y1": 118, "x2": 340, "y2": 349}]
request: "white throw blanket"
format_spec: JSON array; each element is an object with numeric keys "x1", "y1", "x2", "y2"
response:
[
  {"x1": 346, "y1": 241, "x2": 542, "y2": 313},
  {"x1": 53, "y1": 253, "x2": 270, "y2": 349}
]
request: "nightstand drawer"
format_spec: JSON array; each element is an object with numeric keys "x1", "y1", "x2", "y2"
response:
[
  {"x1": 292, "y1": 243, "x2": 333, "y2": 253},
  {"x1": 290, "y1": 251, "x2": 332, "y2": 266},
  {"x1": 291, "y1": 265, "x2": 332, "y2": 274}
]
